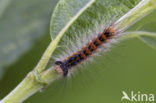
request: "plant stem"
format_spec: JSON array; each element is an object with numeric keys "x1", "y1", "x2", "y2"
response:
[
  {"x1": 1, "y1": 72, "x2": 42, "y2": 103},
  {"x1": 0, "y1": 67, "x2": 60, "y2": 103},
  {"x1": 115, "y1": 0, "x2": 156, "y2": 31},
  {"x1": 121, "y1": 31, "x2": 156, "y2": 39},
  {"x1": 35, "y1": 40, "x2": 57, "y2": 73}
]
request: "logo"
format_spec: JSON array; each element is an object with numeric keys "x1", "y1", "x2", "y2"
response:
[{"x1": 121, "y1": 91, "x2": 154, "y2": 102}]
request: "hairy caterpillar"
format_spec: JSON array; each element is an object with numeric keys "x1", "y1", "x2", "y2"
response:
[{"x1": 54, "y1": 25, "x2": 116, "y2": 76}]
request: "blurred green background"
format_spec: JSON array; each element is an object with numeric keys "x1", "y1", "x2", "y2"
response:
[{"x1": 0, "y1": 0, "x2": 156, "y2": 103}]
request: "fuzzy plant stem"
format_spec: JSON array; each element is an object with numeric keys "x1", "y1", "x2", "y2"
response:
[{"x1": 0, "y1": 0, "x2": 156, "y2": 103}]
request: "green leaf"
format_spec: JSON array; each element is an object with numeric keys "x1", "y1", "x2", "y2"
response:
[
  {"x1": 49, "y1": 0, "x2": 142, "y2": 63},
  {"x1": 48, "y1": 0, "x2": 156, "y2": 74},
  {"x1": 0, "y1": 0, "x2": 58, "y2": 79}
]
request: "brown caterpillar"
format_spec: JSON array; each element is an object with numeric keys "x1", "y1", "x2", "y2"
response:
[{"x1": 54, "y1": 25, "x2": 116, "y2": 76}]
